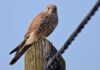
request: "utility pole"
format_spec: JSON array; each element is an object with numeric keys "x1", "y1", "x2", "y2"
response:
[{"x1": 25, "y1": 38, "x2": 66, "y2": 70}]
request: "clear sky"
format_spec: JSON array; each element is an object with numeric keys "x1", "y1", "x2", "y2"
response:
[{"x1": 0, "y1": 0, "x2": 100, "y2": 70}]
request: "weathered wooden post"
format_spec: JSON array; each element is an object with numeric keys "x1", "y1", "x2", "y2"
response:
[{"x1": 25, "y1": 38, "x2": 66, "y2": 70}]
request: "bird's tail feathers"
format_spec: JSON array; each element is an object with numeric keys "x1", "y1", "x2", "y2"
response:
[
  {"x1": 9, "y1": 47, "x2": 18, "y2": 54},
  {"x1": 9, "y1": 44, "x2": 33, "y2": 65},
  {"x1": 9, "y1": 39, "x2": 26, "y2": 54}
]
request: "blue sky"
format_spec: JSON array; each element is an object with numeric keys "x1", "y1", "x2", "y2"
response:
[{"x1": 0, "y1": 0, "x2": 100, "y2": 70}]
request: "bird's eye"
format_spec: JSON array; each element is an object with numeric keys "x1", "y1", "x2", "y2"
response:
[{"x1": 48, "y1": 7, "x2": 49, "y2": 10}]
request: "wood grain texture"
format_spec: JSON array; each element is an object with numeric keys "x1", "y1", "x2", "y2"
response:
[{"x1": 25, "y1": 38, "x2": 66, "y2": 70}]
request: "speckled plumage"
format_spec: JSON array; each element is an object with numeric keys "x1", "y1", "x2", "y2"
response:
[
  {"x1": 26, "y1": 11, "x2": 58, "y2": 38},
  {"x1": 9, "y1": 4, "x2": 58, "y2": 65}
]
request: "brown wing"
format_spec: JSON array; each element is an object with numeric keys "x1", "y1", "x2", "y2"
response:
[
  {"x1": 25, "y1": 12, "x2": 58, "y2": 38},
  {"x1": 25, "y1": 12, "x2": 49, "y2": 37}
]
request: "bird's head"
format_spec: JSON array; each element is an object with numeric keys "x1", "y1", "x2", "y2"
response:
[{"x1": 44, "y1": 4, "x2": 57, "y2": 14}]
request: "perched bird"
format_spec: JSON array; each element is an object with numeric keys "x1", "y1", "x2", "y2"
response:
[{"x1": 9, "y1": 4, "x2": 58, "y2": 65}]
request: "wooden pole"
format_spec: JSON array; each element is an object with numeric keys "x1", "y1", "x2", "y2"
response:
[{"x1": 25, "y1": 38, "x2": 66, "y2": 70}]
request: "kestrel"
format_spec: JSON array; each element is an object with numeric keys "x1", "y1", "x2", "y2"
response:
[{"x1": 9, "y1": 4, "x2": 58, "y2": 65}]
